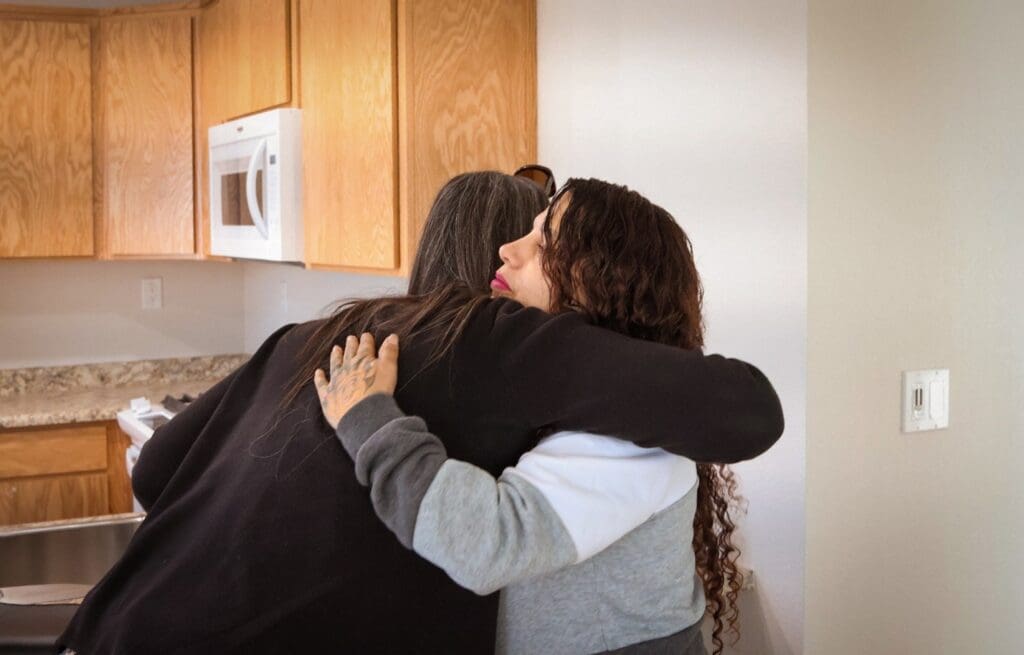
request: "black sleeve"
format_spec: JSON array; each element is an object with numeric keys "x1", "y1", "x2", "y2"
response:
[
  {"x1": 131, "y1": 367, "x2": 241, "y2": 511},
  {"x1": 490, "y1": 301, "x2": 784, "y2": 463},
  {"x1": 131, "y1": 323, "x2": 297, "y2": 510}
]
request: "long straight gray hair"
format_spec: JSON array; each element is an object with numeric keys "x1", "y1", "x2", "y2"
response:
[
  {"x1": 408, "y1": 171, "x2": 548, "y2": 295},
  {"x1": 280, "y1": 171, "x2": 548, "y2": 409}
]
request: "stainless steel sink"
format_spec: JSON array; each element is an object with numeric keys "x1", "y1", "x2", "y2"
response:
[
  {"x1": 0, "y1": 514, "x2": 142, "y2": 588},
  {"x1": 0, "y1": 515, "x2": 142, "y2": 652}
]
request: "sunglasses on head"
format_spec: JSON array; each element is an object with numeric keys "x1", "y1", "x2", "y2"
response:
[{"x1": 514, "y1": 164, "x2": 557, "y2": 198}]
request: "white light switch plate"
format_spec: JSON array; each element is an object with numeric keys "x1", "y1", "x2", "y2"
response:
[
  {"x1": 141, "y1": 277, "x2": 162, "y2": 310},
  {"x1": 901, "y1": 369, "x2": 950, "y2": 432}
]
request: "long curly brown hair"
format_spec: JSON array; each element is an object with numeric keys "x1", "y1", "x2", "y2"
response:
[{"x1": 542, "y1": 178, "x2": 745, "y2": 654}]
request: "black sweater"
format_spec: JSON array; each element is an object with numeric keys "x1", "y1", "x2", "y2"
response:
[{"x1": 58, "y1": 299, "x2": 783, "y2": 654}]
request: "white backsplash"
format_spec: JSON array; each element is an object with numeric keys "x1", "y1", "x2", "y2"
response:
[
  {"x1": 0, "y1": 260, "x2": 245, "y2": 369},
  {"x1": 241, "y1": 262, "x2": 407, "y2": 354}
]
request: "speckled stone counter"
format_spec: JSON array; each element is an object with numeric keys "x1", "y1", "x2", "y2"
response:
[{"x1": 0, "y1": 355, "x2": 248, "y2": 430}]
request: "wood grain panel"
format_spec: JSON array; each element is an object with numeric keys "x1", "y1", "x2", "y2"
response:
[
  {"x1": 92, "y1": 16, "x2": 107, "y2": 258},
  {"x1": 99, "y1": 14, "x2": 195, "y2": 256},
  {"x1": 0, "y1": 425, "x2": 108, "y2": 478},
  {"x1": 0, "y1": 473, "x2": 108, "y2": 526},
  {"x1": 106, "y1": 423, "x2": 133, "y2": 514},
  {"x1": 397, "y1": 0, "x2": 537, "y2": 273},
  {"x1": 0, "y1": 20, "x2": 94, "y2": 258},
  {"x1": 300, "y1": 0, "x2": 397, "y2": 269},
  {"x1": 196, "y1": 0, "x2": 291, "y2": 257},
  {"x1": 197, "y1": 0, "x2": 291, "y2": 123},
  {"x1": 99, "y1": 1, "x2": 206, "y2": 19},
  {"x1": 0, "y1": 6, "x2": 96, "y2": 22},
  {"x1": 191, "y1": 15, "x2": 213, "y2": 257}
]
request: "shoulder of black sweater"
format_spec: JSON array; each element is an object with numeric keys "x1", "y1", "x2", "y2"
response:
[{"x1": 476, "y1": 297, "x2": 598, "y2": 342}]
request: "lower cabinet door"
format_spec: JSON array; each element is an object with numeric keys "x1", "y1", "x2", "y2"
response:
[{"x1": 0, "y1": 473, "x2": 109, "y2": 526}]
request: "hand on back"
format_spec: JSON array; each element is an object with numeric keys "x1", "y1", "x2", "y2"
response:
[{"x1": 314, "y1": 333, "x2": 399, "y2": 429}]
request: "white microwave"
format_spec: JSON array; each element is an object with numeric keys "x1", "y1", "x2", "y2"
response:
[{"x1": 209, "y1": 108, "x2": 303, "y2": 262}]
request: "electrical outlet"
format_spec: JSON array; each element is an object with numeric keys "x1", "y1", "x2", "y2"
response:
[
  {"x1": 141, "y1": 277, "x2": 163, "y2": 310},
  {"x1": 901, "y1": 369, "x2": 950, "y2": 432}
]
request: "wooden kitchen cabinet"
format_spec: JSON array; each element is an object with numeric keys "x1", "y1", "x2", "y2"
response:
[
  {"x1": 299, "y1": 0, "x2": 538, "y2": 273},
  {"x1": 300, "y1": 0, "x2": 398, "y2": 270},
  {"x1": 0, "y1": 423, "x2": 133, "y2": 526},
  {"x1": 197, "y1": 0, "x2": 292, "y2": 125},
  {"x1": 1, "y1": 0, "x2": 536, "y2": 271},
  {"x1": 396, "y1": 0, "x2": 538, "y2": 273},
  {"x1": 96, "y1": 13, "x2": 196, "y2": 257},
  {"x1": 0, "y1": 474, "x2": 110, "y2": 526},
  {"x1": 0, "y1": 19, "x2": 94, "y2": 258}
]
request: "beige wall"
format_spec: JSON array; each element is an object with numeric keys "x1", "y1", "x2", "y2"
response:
[
  {"x1": 0, "y1": 260, "x2": 245, "y2": 368},
  {"x1": 807, "y1": 1, "x2": 1024, "y2": 653}
]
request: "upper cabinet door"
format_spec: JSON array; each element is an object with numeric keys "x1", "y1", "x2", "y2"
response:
[
  {"x1": 0, "y1": 20, "x2": 94, "y2": 258},
  {"x1": 98, "y1": 15, "x2": 195, "y2": 257},
  {"x1": 398, "y1": 0, "x2": 538, "y2": 271},
  {"x1": 198, "y1": 0, "x2": 292, "y2": 124},
  {"x1": 300, "y1": 0, "x2": 397, "y2": 270}
]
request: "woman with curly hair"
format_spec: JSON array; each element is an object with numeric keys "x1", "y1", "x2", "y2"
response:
[{"x1": 317, "y1": 177, "x2": 756, "y2": 654}]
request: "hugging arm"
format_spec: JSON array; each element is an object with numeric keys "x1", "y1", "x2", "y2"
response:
[
  {"x1": 492, "y1": 301, "x2": 785, "y2": 462},
  {"x1": 316, "y1": 303, "x2": 784, "y2": 593},
  {"x1": 335, "y1": 394, "x2": 695, "y2": 595}
]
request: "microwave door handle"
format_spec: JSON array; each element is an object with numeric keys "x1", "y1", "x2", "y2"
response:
[{"x1": 246, "y1": 138, "x2": 270, "y2": 239}]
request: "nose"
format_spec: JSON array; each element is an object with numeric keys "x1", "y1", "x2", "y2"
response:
[
  {"x1": 498, "y1": 241, "x2": 513, "y2": 266},
  {"x1": 499, "y1": 231, "x2": 533, "y2": 269}
]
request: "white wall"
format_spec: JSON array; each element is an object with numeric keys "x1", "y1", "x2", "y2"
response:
[
  {"x1": 537, "y1": 1, "x2": 807, "y2": 653},
  {"x1": 0, "y1": 260, "x2": 244, "y2": 368},
  {"x1": 241, "y1": 263, "x2": 405, "y2": 353},
  {"x1": 0, "y1": 257, "x2": 407, "y2": 370},
  {"x1": 806, "y1": 2, "x2": 1024, "y2": 653}
]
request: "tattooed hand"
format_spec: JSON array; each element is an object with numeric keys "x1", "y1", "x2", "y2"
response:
[{"x1": 313, "y1": 332, "x2": 399, "y2": 430}]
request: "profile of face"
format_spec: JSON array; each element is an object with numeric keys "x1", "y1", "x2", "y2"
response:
[
  {"x1": 491, "y1": 195, "x2": 568, "y2": 311},
  {"x1": 490, "y1": 177, "x2": 703, "y2": 354},
  {"x1": 408, "y1": 171, "x2": 548, "y2": 296}
]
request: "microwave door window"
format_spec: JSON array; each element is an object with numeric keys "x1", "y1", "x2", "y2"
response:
[{"x1": 220, "y1": 169, "x2": 264, "y2": 227}]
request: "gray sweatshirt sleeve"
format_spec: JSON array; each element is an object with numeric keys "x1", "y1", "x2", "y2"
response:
[
  {"x1": 335, "y1": 394, "x2": 576, "y2": 594},
  {"x1": 335, "y1": 394, "x2": 696, "y2": 596},
  {"x1": 409, "y1": 460, "x2": 578, "y2": 595},
  {"x1": 333, "y1": 393, "x2": 447, "y2": 548}
]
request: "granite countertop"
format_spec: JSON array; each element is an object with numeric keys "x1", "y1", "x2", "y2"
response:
[{"x1": 0, "y1": 355, "x2": 249, "y2": 430}]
